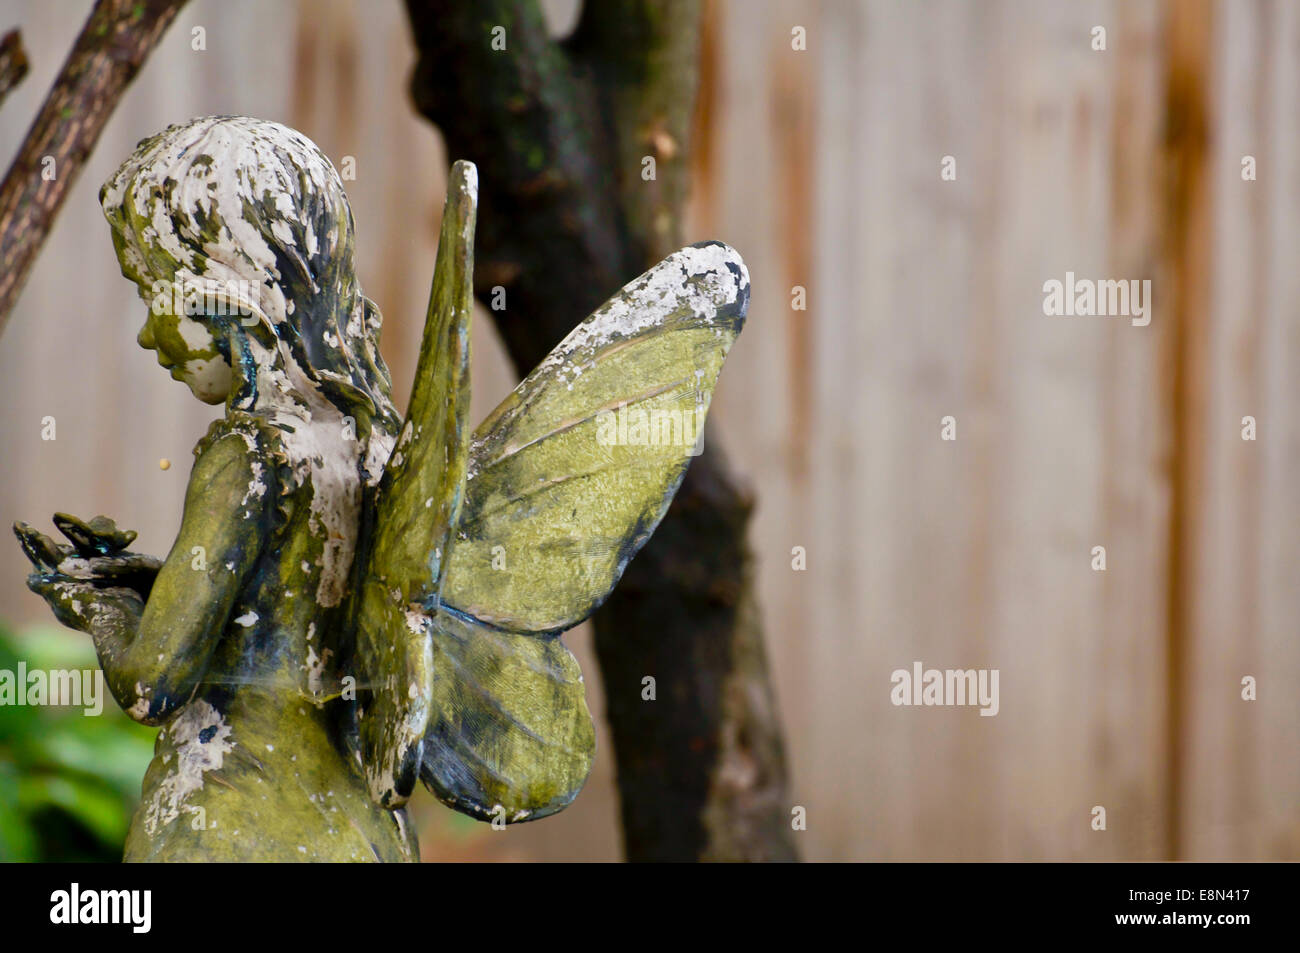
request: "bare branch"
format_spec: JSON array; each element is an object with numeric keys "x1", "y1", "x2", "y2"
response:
[
  {"x1": 566, "y1": 0, "x2": 701, "y2": 265},
  {"x1": 406, "y1": 0, "x2": 625, "y2": 371},
  {"x1": 0, "y1": 30, "x2": 30, "y2": 108},
  {"x1": 0, "y1": 0, "x2": 189, "y2": 333}
]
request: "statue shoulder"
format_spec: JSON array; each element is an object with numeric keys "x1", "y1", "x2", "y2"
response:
[
  {"x1": 191, "y1": 411, "x2": 295, "y2": 530},
  {"x1": 193, "y1": 411, "x2": 287, "y2": 461}
]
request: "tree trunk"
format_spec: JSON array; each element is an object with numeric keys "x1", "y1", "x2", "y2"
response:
[{"x1": 405, "y1": 0, "x2": 796, "y2": 861}]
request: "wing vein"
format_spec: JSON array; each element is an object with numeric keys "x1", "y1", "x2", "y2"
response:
[{"x1": 471, "y1": 377, "x2": 691, "y2": 477}]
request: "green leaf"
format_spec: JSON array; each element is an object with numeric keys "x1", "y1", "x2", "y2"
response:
[
  {"x1": 17, "y1": 773, "x2": 129, "y2": 848},
  {"x1": 0, "y1": 622, "x2": 155, "y2": 860},
  {"x1": 33, "y1": 719, "x2": 155, "y2": 797},
  {"x1": 0, "y1": 767, "x2": 37, "y2": 862}
]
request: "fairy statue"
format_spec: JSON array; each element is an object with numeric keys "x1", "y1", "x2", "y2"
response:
[{"x1": 12, "y1": 116, "x2": 748, "y2": 861}]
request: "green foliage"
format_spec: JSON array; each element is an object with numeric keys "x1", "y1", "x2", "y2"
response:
[{"x1": 0, "y1": 621, "x2": 155, "y2": 862}]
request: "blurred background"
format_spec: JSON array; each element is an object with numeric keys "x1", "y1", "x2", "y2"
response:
[{"x1": 0, "y1": 0, "x2": 1296, "y2": 861}]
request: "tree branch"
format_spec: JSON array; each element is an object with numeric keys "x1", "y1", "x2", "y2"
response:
[
  {"x1": 406, "y1": 0, "x2": 624, "y2": 371},
  {"x1": 406, "y1": 0, "x2": 796, "y2": 861},
  {"x1": 565, "y1": 0, "x2": 700, "y2": 266},
  {"x1": 0, "y1": 30, "x2": 29, "y2": 109},
  {"x1": 0, "y1": 0, "x2": 189, "y2": 333}
]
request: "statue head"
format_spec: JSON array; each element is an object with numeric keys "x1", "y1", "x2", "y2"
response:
[{"x1": 100, "y1": 116, "x2": 397, "y2": 431}]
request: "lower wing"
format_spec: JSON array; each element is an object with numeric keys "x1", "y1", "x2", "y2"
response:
[{"x1": 419, "y1": 607, "x2": 594, "y2": 823}]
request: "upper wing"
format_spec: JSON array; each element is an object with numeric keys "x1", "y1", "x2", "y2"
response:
[
  {"x1": 438, "y1": 242, "x2": 749, "y2": 635},
  {"x1": 352, "y1": 161, "x2": 475, "y2": 807}
]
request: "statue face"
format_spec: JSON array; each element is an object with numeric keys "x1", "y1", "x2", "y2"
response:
[{"x1": 137, "y1": 308, "x2": 233, "y2": 405}]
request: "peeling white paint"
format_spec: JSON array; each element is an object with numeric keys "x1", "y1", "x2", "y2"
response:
[
  {"x1": 534, "y1": 243, "x2": 745, "y2": 379},
  {"x1": 103, "y1": 117, "x2": 396, "y2": 612},
  {"x1": 142, "y1": 700, "x2": 234, "y2": 835},
  {"x1": 127, "y1": 682, "x2": 151, "y2": 721},
  {"x1": 240, "y1": 460, "x2": 267, "y2": 506},
  {"x1": 304, "y1": 644, "x2": 333, "y2": 699}
]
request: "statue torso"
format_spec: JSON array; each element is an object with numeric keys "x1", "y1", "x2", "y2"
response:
[{"x1": 125, "y1": 411, "x2": 416, "y2": 862}]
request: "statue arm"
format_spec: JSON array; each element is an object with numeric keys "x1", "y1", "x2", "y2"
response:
[{"x1": 26, "y1": 432, "x2": 273, "y2": 724}]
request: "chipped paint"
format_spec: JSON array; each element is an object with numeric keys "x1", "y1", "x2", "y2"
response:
[
  {"x1": 102, "y1": 116, "x2": 403, "y2": 611},
  {"x1": 91, "y1": 117, "x2": 417, "y2": 860},
  {"x1": 141, "y1": 700, "x2": 234, "y2": 835},
  {"x1": 530, "y1": 242, "x2": 746, "y2": 381}
]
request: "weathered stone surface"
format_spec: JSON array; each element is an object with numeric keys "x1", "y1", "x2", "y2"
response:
[{"x1": 16, "y1": 115, "x2": 746, "y2": 861}]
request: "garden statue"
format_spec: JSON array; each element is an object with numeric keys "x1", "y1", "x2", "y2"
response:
[{"x1": 12, "y1": 116, "x2": 748, "y2": 861}]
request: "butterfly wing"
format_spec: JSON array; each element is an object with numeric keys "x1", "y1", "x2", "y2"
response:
[
  {"x1": 438, "y1": 241, "x2": 749, "y2": 635},
  {"x1": 352, "y1": 161, "x2": 475, "y2": 807},
  {"x1": 356, "y1": 178, "x2": 749, "y2": 819},
  {"x1": 419, "y1": 607, "x2": 595, "y2": 823},
  {"x1": 417, "y1": 242, "x2": 747, "y2": 821}
]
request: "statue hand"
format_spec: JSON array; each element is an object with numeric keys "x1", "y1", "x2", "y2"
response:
[
  {"x1": 14, "y1": 515, "x2": 162, "y2": 626},
  {"x1": 23, "y1": 572, "x2": 146, "y2": 634},
  {"x1": 49, "y1": 511, "x2": 140, "y2": 555}
]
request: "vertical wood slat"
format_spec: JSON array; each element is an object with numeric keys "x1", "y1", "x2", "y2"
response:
[
  {"x1": 709, "y1": 0, "x2": 1175, "y2": 859},
  {"x1": 1159, "y1": 0, "x2": 1215, "y2": 864},
  {"x1": 1184, "y1": 0, "x2": 1300, "y2": 861}
]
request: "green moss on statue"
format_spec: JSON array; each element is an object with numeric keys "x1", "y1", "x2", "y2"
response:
[{"x1": 14, "y1": 116, "x2": 748, "y2": 861}]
